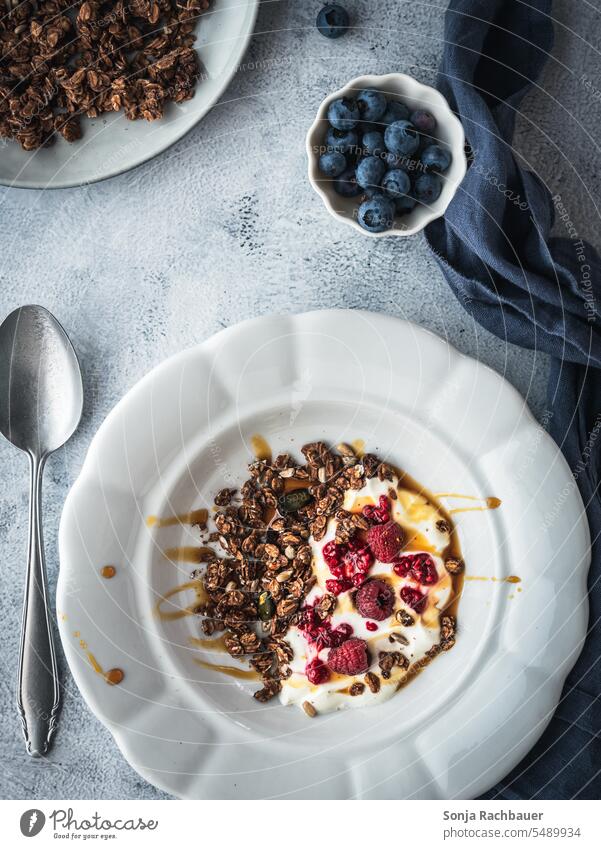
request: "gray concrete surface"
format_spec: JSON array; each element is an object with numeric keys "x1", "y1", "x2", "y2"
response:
[{"x1": 0, "y1": 0, "x2": 599, "y2": 799}]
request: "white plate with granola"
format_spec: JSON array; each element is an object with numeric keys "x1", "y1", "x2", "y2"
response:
[
  {"x1": 0, "y1": 0, "x2": 258, "y2": 189},
  {"x1": 57, "y1": 309, "x2": 590, "y2": 799}
]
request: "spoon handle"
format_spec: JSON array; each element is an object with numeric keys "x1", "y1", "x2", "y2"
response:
[{"x1": 17, "y1": 453, "x2": 60, "y2": 756}]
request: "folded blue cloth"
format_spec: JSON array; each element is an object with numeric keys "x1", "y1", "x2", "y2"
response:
[{"x1": 425, "y1": 0, "x2": 601, "y2": 799}]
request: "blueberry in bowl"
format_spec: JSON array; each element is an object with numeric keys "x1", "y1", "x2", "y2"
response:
[
  {"x1": 318, "y1": 150, "x2": 347, "y2": 177},
  {"x1": 306, "y1": 73, "x2": 467, "y2": 237},
  {"x1": 381, "y1": 169, "x2": 411, "y2": 199},
  {"x1": 356, "y1": 156, "x2": 387, "y2": 191},
  {"x1": 379, "y1": 100, "x2": 410, "y2": 127},
  {"x1": 410, "y1": 109, "x2": 437, "y2": 135},
  {"x1": 420, "y1": 143, "x2": 452, "y2": 173},
  {"x1": 414, "y1": 173, "x2": 443, "y2": 204},
  {"x1": 384, "y1": 120, "x2": 420, "y2": 157},
  {"x1": 361, "y1": 130, "x2": 385, "y2": 157},
  {"x1": 357, "y1": 195, "x2": 396, "y2": 233},
  {"x1": 327, "y1": 97, "x2": 360, "y2": 131},
  {"x1": 356, "y1": 89, "x2": 387, "y2": 122},
  {"x1": 325, "y1": 126, "x2": 358, "y2": 153}
]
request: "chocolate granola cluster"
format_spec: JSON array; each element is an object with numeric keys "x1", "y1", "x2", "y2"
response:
[
  {"x1": 194, "y1": 442, "x2": 397, "y2": 702},
  {"x1": 0, "y1": 0, "x2": 209, "y2": 150}
]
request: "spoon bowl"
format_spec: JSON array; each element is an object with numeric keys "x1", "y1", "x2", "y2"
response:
[
  {"x1": 0, "y1": 306, "x2": 83, "y2": 455},
  {"x1": 0, "y1": 305, "x2": 83, "y2": 756}
]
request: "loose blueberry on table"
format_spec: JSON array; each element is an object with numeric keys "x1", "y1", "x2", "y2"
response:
[
  {"x1": 316, "y1": 4, "x2": 350, "y2": 39},
  {"x1": 316, "y1": 89, "x2": 453, "y2": 232}
]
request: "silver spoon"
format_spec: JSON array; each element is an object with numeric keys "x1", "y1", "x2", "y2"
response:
[{"x1": 0, "y1": 305, "x2": 83, "y2": 757}]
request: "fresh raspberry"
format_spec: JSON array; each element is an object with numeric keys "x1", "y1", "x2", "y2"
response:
[
  {"x1": 306, "y1": 657, "x2": 330, "y2": 684},
  {"x1": 367, "y1": 520, "x2": 405, "y2": 562},
  {"x1": 362, "y1": 494, "x2": 391, "y2": 525},
  {"x1": 323, "y1": 540, "x2": 346, "y2": 569},
  {"x1": 314, "y1": 622, "x2": 353, "y2": 650},
  {"x1": 355, "y1": 579, "x2": 395, "y2": 620},
  {"x1": 393, "y1": 553, "x2": 438, "y2": 585},
  {"x1": 328, "y1": 638, "x2": 370, "y2": 676},
  {"x1": 400, "y1": 586, "x2": 426, "y2": 613},
  {"x1": 325, "y1": 578, "x2": 352, "y2": 596},
  {"x1": 330, "y1": 622, "x2": 353, "y2": 646},
  {"x1": 351, "y1": 571, "x2": 367, "y2": 587},
  {"x1": 392, "y1": 557, "x2": 411, "y2": 578},
  {"x1": 342, "y1": 539, "x2": 374, "y2": 575}
]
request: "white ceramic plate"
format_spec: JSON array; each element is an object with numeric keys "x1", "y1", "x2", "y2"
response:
[
  {"x1": 0, "y1": 0, "x2": 258, "y2": 189},
  {"x1": 57, "y1": 310, "x2": 590, "y2": 799}
]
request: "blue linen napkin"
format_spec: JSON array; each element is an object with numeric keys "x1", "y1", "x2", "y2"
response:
[{"x1": 425, "y1": 0, "x2": 601, "y2": 799}]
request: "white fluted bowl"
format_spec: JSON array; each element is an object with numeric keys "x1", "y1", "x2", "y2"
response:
[{"x1": 306, "y1": 73, "x2": 467, "y2": 237}]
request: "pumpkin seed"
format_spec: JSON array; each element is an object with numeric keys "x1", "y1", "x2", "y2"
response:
[
  {"x1": 258, "y1": 590, "x2": 275, "y2": 621},
  {"x1": 277, "y1": 488, "x2": 313, "y2": 515}
]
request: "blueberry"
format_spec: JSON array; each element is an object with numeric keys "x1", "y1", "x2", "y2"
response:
[
  {"x1": 381, "y1": 168, "x2": 411, "y2": 199},
  {"x1": 395, "y1": 194, "x2": 417, "y2": 215},
  {"x1": 420, "y1": 143, "x2": 452, "y2": 173},
  {"x1": 327, "y1": 97, "x2": 360, "y2": 131},
  {"x1": 410, "y1": 110, "x2": 437, "y2": 135},
  {"x1": 316, "y1": 4, "x2": 350, "y2": 39},
  {"x1": 333, "y1": 166, "x2": 362, "y2": 197},
  {"x1": 414, "y1": 173, "x2": 443, "y2": 204},
  {"x1": 384, "y1": 120, "x2": 420, "y2": 156},
  {"x1": 361, "y1": 130, "x2": 385, "y2": 157},
  {"x1": 357, "y1": 195, "x2": 396, "y2": 233},
  {"x1": 325, "y1": 126, "x2": 358, "y2": 154},
  {"x1": 318, "y1": 150, "x2": 347, "y2": 177},
  {"x1": 356, "y1": 89, "x2": 387, "y2": 122},
  {"x1": 383, "y1": 150, "x2": 405, "y2": 170},
  {"x1": 379, "y1": 100, "x2": 410, "y2": 127},
  {"x1": 356, "y1": 155, "x2": 386, "y2": 190}
]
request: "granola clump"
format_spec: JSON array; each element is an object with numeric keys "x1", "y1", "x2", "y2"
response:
[{"x1": 0, "y1": 0, "x2": 210, "y2": 150}]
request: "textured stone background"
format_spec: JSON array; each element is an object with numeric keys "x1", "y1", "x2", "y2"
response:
[{"x1": 0, "y1": 0, "x2": 599, "y2": 799}]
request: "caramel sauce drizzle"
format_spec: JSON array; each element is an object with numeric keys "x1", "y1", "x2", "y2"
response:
[
  {"x1": 193, "y1": 659, "x2": 260, "y2": 681},
  {"x1": 146, "y1": 508, "x2": 208, "y2": 528},
  {"x1": 164, "y1": 546, "x2": 215, "y2": 565},
  {"x1": 434, "y1": 493, "x2": 502, "y2": 515},
  {"x1": 189, "y1": 634, "x2": 228, "y2": 652},
  {"x1": 250, "y1": 434, "x2": 272, "y2": 462},
  {"x1": 155, "y1": 580, "x2": 208, "y2": 621},
  {"x1": 75, "y1": 637, "x2": 124, "y2": 686},
  {"x1": 465, "y1": 575, "x2": 521, "y2": 584}
]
